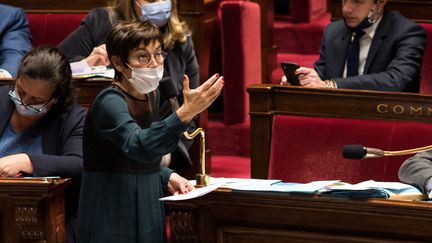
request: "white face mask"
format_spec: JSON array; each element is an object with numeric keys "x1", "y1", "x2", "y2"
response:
[
  {"x1": 9, "y1": 90, "x2": 50, "y2": 117},
  {"x1": 125, "y1": 64, "x2": 164, "y2": 94}
]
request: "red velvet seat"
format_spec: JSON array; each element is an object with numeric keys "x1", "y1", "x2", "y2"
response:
[
  {"x1": 290, "y1": 0, "x2": 328, "y2": 23},
  {"x1": 220, "y1": 0, "x2": 261, "y2": 125},
  {"x1": 207, "y1": 1, "x2": 261, "y2": 156},
  {"x1": 268, "y1": 115, "x2": 432, "y2": 183},
  {"x1": 27, "y1": 13, "x2": 86, "y2": 47},
  {"x1": 420, "y1": 23, "x2": 432, "y2": 94}
]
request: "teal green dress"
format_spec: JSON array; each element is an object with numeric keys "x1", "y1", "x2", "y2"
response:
[{"x1": 78, "y1": 86, "x2": 188, "y2": 243}]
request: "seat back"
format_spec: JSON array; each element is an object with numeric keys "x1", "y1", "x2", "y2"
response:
[
  {"x1": 27, "y1": 13, "x2": 86, "y2": 47},
  {"x1": 420, "y1": 23, "x2": 432, "y2": 94},
  {"x1": 290, "y1": 0, "x2": 327, "y2": 23},
  {"x1": 219, "y1": 1, "x2": 261, "y2": 125},
  {"x1": 268, "y1": 115, "x2": 432, "y2": 183}
]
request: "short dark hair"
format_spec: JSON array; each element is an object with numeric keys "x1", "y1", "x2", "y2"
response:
[
  {"x1": 17, "y1": 46, "x2": 74, "y2": 109},
  {"x1": 106, "y1": 21, "x2": 163, "y2": 79}
]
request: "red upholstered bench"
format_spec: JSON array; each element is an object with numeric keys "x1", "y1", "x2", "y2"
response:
[
  {"x1": 420, "y1": 23, "x2": 432, "y2": 94},
  {"x1": 268, "y1": 115, "x2": 432, "y2": 183},
  {"x1": 207, "y1": 1, "x2": 261, "y2": 156},
  {"x1": 26, "y1": 13, "x2": 86, "y2": 47},
  {"x1": 290, "y1": 0, "x2": 328, "y2": 23}
]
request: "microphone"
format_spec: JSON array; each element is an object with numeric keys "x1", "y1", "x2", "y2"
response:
[
  {"x1": 158, "y1": 76, "x2": 209, "y2": 186},
  {"x1": 159, "y1": 76, "x2": 180, "y2": 112},
  {"x1": 343, "y1": 144, "x2": 432, "y2": 159}
]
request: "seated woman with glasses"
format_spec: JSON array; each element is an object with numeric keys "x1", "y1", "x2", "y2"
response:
[
  {"x1": 0, "y1": 46, "x2": 86, "y2": 243},
  {"x1": 78, "y1": 21, "x2": 223, "y2": 242}
]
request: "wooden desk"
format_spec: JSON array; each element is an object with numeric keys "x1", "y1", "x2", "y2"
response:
[
  {"x1": 167, "y1": 189, "x2": 432, "y2": 243},
  {"x1": 0, "y1": 178, "x2": 70, "y2": 243},
  {"x1": 247, "y1": 84, "x2": 432, "y2": 179}
]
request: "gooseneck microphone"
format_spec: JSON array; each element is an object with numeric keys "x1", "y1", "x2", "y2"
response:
[
  {"x1": 343, "y1": 144, "x2": 432, "y2": 159},
  {"x1": 158, "y1": 76, "x2": 209, "y2": 186}
]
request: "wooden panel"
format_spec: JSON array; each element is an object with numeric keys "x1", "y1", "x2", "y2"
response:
[
  {"x1": 0, "y1": 178, "x2": 70, "y2": 243},
  {"x1": 168, "y1": 190, "x2": 432, "y2": 243},
  {"x1": 247, "y1": 84, "x2": 432, "y2": 179},
  {"x1": 328, "y1": 0, "x2": 432, "y2": 23}
]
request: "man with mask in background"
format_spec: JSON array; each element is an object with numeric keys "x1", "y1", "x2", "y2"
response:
[{"x1": 280, "y1": 0, "x2": 426, "y2": 92}]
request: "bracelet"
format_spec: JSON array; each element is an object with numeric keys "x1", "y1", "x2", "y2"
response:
[{"x1": 323, "y1": 79, "x2": 337, "y2": 89}]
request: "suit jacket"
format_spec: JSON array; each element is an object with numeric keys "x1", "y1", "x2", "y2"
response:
[
  {"x1": 399, "y1": 150, "x2": 432, "y2": 193},
  {"x1": 0, "y1": 4, "x2": 31, "y2": 77},
  {"x1": 0, "y1": 85, "x2": 85, "y2": 236},
  {"x1": 58, "y1": 8, "x2": 199, "y2": 169},
  {"x1": 314, "y1": 11, "x2": 426, "y2": 92}
]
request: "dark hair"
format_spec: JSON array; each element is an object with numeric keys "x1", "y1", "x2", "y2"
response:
[
  {"x1": 17, "y1": 46, "x2": 74, "y2": 109},
  {"x1": 106, "y1": 21, "x2": 163, "y2": 79}
]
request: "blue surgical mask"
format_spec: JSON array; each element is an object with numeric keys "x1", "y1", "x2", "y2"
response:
[
  {"x1": 344, "y1": 5, "x2": 377, "y2": 32},
  {"x1": 136, "y1": 0, "x2": 172, "y2": 27}
]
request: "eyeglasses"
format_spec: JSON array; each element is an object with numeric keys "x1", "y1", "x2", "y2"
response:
[
  {"x1": 135, "y1": 50, "x2": 168, "y2": 66},
  {"x1": 8, "y1": 89, "x2": 51, "y2": 114}
]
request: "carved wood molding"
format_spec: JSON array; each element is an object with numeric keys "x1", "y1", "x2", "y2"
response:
[
  {"x1": 170, "y1": 209, "x2": 197, "y2": 243},
  {"x1": 15, "y1": 205, "x2": 44, "y2": 240}
]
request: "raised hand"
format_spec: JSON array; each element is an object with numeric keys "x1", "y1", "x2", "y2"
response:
[{"x1": 176, "y1": 73, "x2": 224, "y2": 124}]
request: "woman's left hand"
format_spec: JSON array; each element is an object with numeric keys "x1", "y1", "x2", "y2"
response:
[{"x1": 167, "y1": 172, "x2": 195, "y2": 195}]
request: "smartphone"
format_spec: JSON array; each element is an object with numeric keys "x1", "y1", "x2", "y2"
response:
[{"x1": 281, "y1": 62, "x2": 300, "y2": 86}]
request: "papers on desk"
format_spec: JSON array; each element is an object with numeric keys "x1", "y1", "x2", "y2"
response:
[
  {"x1": 318, "y1": 180, "x2": 425, "y2": 200},
  {"x1": 159, "y1": 182, "x2": 223, "y2": 201},
  {"x1": 159, "y1": 177, "x2": 281, "y2": 201},
  {"x1": 70, "y1": 61, "x2": 114, "y2": 79},
  {"x1": 73, "y1": 67, "x2": 115, "y2": 79},
  {"x1": 159, "y1": 178, "x2": 425, "y2": 201}
]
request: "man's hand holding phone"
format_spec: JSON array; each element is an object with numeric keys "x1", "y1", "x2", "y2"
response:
[
  {"x1": 281, "y1": 62, "x2": 300, "y2": 86},
  {"x1": 280, "y1": 63, "x2": 329, "y2": 88}
]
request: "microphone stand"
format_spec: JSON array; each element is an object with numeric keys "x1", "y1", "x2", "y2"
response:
[
  {"x1": 159, "y1": 77, "x2": 209, "y2": 186},
  {"x1": 183, "y1": 128, "x2": 209, "y2": 187},
  {"x1": 383, "y1": 144, "x2": 432, "y2": 157}
]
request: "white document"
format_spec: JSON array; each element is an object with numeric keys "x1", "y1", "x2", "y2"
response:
[
  {"x1": 270, "y1": 180, "x2": 341, "y2": 192},
  {"x1": 159, "y1": 177, "x2": 281, "y2": 201},
  {"x1": 355, "y1": 180, "x2": 414, "y2": 190},
  {"x1": 159, "y1": 183, "x2": 224, "y2": 201}
]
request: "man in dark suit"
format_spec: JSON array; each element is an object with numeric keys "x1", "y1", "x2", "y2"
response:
[
  {"x1": 0, "y1": 4, "x2": 31, "y2": 78},
  {"x1": 281, "y1": 0, "x2": 426, "y2": 92}
]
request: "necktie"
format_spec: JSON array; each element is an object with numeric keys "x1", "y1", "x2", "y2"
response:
[{"x1": 346, "y1": 30, "x2": 365, "y2": 77}]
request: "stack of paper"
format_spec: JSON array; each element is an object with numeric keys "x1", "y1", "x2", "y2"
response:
[
  {"x1": 159, "y1": 178, "x2": 425, "y2": 201},
  {"x1": 319, "y1": 180, "x2": 425, "y2": 200}
]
